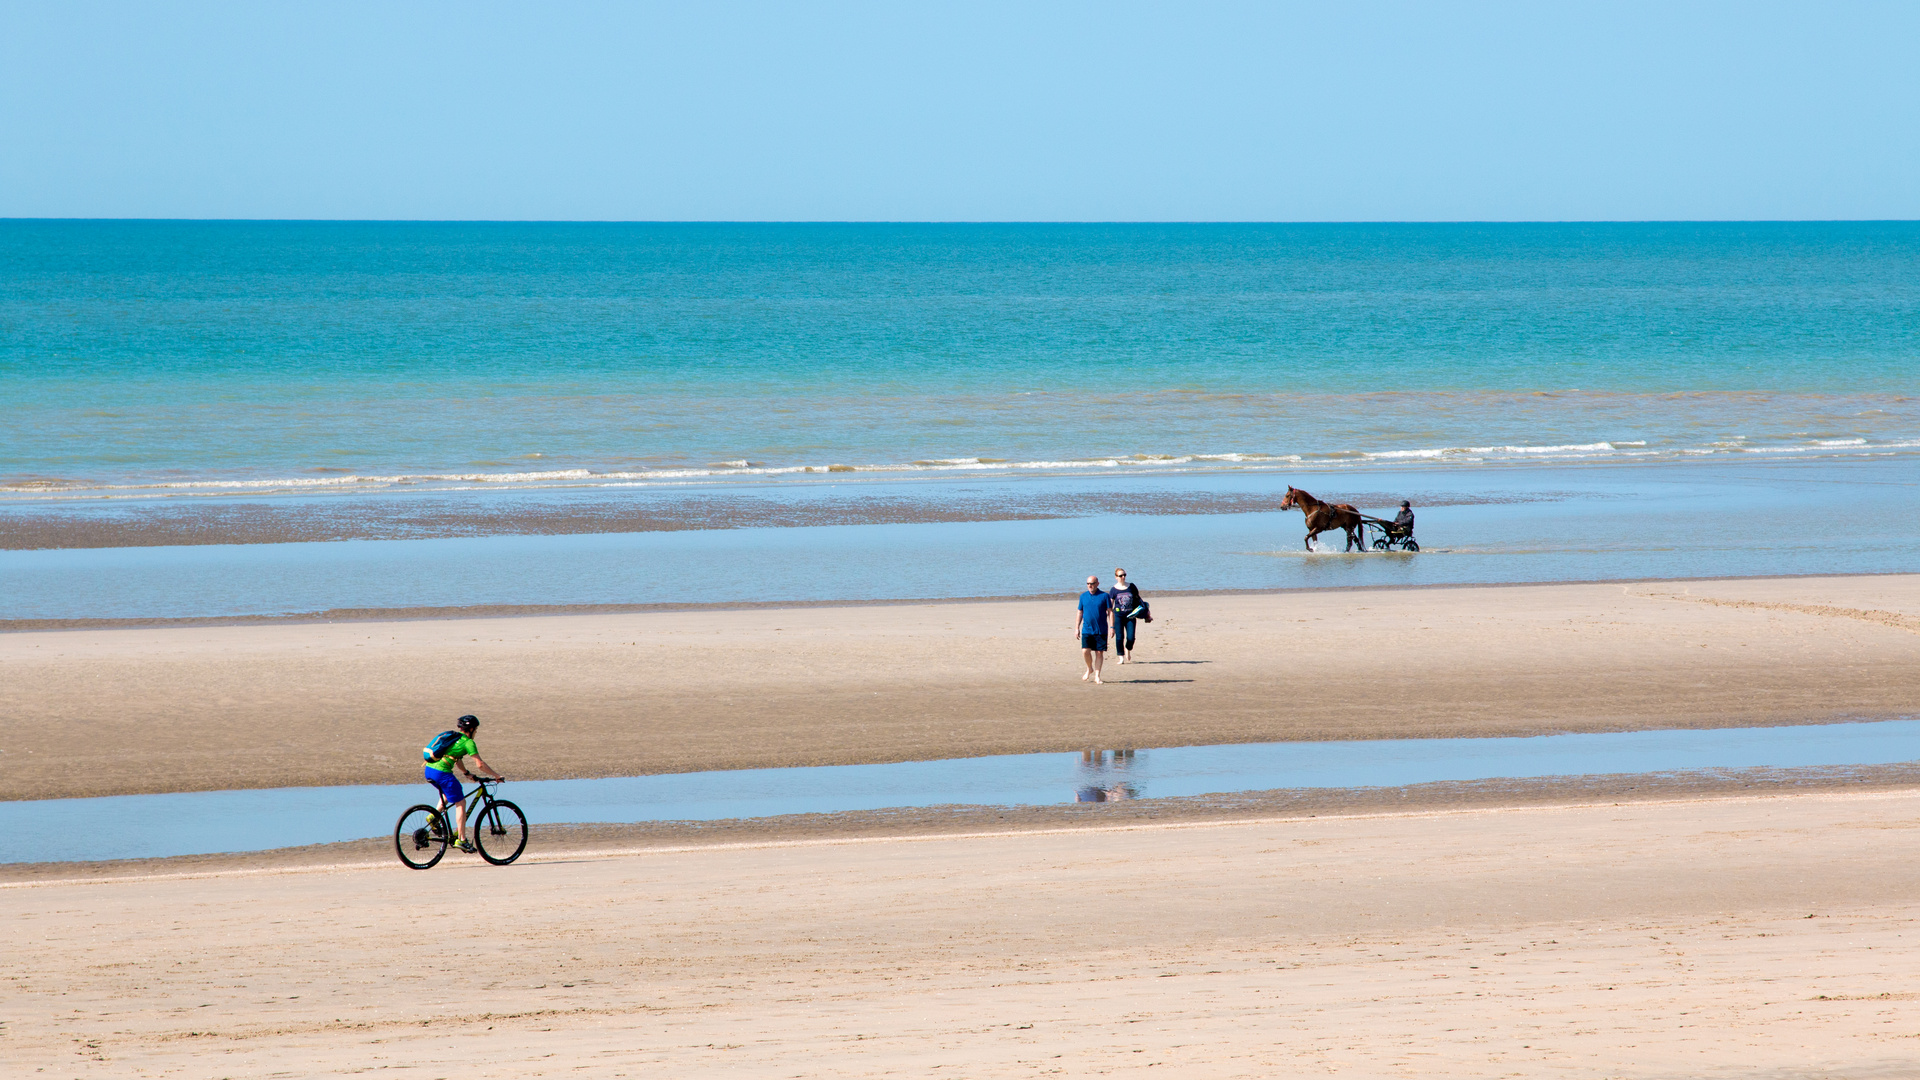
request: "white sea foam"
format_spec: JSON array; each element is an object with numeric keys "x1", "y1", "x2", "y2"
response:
[
  {"x1": 4, "y1": 436, "x2": 1912, "y2": 500},
  {"x1": 1363, "y1": 441, "x2": 1617, "y2": 461}
]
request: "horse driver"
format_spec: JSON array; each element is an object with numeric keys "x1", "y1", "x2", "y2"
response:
[{"x1": 1392, "y1": 500, "x2": 1415, "y2": 534}]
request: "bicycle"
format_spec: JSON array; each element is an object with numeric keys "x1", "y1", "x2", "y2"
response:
[{"x1": 394, "y1": 777, "x2": 528, "y2": 869}]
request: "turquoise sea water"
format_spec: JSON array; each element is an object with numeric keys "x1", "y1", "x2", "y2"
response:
[
  {"x1": 4, "y1": 221, "x2": 1918, "y2": 497},
  {"x1": 2, "y1": 221, "x2": 1916, "y2": 616}
]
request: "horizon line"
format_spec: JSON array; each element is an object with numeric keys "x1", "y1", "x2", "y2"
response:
[{"x1": 3, "y1": 217, "x2": 1919, "y2": 227}]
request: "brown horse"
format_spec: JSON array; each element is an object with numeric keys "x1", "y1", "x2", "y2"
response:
[{"x1": 1278, "y1": 486, "x2": 1365, "y2": 552}]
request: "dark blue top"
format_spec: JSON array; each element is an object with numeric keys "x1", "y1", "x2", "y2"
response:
[
  {"x1": 1108, "y1": 584, "x2": 1141, "y2": 619},
  {"x1": 1077, "y1": 590, "x2": 1113, "y2": 633}
]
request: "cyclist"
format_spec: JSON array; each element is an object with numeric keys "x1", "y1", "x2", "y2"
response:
[{"x1": 423, "y1": 714, "x2": 506, "y2": 853}]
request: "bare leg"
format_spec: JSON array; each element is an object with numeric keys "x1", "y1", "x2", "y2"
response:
[
  {"x1": 434, "y1": 794, "x2": 466, "y2": 845},
  {"x1": 1082, "y1": 647, "x2": 1094, "y2": 680},
  {"x1": 1092, "y1": 649, "x2": 1105, "y2": 684}
]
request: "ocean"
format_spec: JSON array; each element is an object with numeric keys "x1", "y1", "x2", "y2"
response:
[{"x1": 3, "y1": 221, "x2": 1916, "y2": 618}]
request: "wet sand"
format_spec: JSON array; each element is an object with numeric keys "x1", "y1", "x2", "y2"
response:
[
  {"x1": 3, "y1": 574, "x2": 1916, "y2": 802},
  {"x1": 10, "y1": 787, "x2": 1920, "y2": 1077},
  {"x1": 0, "y1": 486, "x2": 1491, "y2": 549}
]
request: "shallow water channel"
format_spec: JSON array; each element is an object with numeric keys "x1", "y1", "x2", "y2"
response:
[
  {"x1": 8, "y1": 458, "x2": 1920, "y2": 621},
  {"x1": 5, "y1": 719, "x2": 1917, "y2": 865}
]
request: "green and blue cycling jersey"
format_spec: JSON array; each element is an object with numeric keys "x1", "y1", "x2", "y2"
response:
[
  {"x1": 424, "y1": 734, "x2": 477, "y2": 808},
  {"x1": 425, "y1": 734, "x2": 477, "y2": 774}
]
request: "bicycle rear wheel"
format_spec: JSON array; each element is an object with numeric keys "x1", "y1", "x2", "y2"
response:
[
  {"x1": 474, "y1": 799, "x2": 528, "y2": 865},
  {"x1": 395, "y1": 805, "x2": 449, "y2": 869}
]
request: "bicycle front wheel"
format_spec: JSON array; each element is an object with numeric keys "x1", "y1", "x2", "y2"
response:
[
  {"x1": 474, "y1": 799, "x2": 528, "y2": 865},
  {"x1": 395, "y1": 805, "x2": 449, "y2": 869}
]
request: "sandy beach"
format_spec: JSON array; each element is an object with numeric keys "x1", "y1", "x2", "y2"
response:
[
  {"x1": 10, "y1": 788, "x2": 1920, "y2": 1077},
  {"x1": 3, "y1": 573, "x2": 1917, "y2": 802},
  {"x1": 11, "y1": 39, "x2": 1920, "y2": 1077}
]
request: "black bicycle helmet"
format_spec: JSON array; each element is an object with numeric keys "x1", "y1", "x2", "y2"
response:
[{"x1": 456, "y1": 714, "x2": 480, "y2": 732}]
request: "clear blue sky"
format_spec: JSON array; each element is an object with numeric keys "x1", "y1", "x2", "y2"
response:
[{"x1": 3, "y1": 1, "x2": 1916, "y2": 221}]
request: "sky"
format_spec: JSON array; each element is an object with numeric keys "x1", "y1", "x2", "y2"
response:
[{"x1": 2, "y1": 1, "x2": 1916, "y2": 221}]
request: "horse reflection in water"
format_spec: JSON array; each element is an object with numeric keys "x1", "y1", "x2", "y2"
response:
[{"x1": 1075, "y1": 748, "x2": 1142, "y2": 803}]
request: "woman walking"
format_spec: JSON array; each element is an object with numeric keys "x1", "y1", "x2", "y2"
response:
[{"x1": 1108, "y1": 568, "x2": 1147, "y2": 664}]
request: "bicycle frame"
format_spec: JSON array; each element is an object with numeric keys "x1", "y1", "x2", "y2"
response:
[
  {"x1": 436, "y1": 775, "x2": 500, "y2": 816},
  {"x1": 398, "y1": 775, "x2": 526, "y2": 868}
]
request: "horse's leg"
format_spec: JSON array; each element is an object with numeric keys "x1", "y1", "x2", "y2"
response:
[{"x1": 1304, "y1": 528, "x2": 1316, "y2": 551}]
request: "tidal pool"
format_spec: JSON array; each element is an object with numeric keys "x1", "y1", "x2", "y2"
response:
[{"x1": 4, "y1": 718, "x2": 1915, "y2": 865}]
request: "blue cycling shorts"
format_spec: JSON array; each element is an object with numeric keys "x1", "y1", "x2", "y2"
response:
[{"x1": 424, "y1": 766, "x2": 464, "y2": 808}]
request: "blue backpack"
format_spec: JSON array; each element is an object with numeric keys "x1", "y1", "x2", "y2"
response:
[{"x1": 422, "y1": 730, "x2": 462, "y2": 762}]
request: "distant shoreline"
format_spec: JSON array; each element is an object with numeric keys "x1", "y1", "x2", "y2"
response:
[{"x1": 0, "y1": 485, "x2": 1548, "y2": 551}]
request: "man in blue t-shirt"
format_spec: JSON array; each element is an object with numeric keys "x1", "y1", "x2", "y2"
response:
[{"x1": 1074, "y1": 574, "x2": 1114, "y2": 684}]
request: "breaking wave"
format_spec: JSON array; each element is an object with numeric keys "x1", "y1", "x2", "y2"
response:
[{"x1": 7, "y1": 436, "x2": 1920, "y2": 501}]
